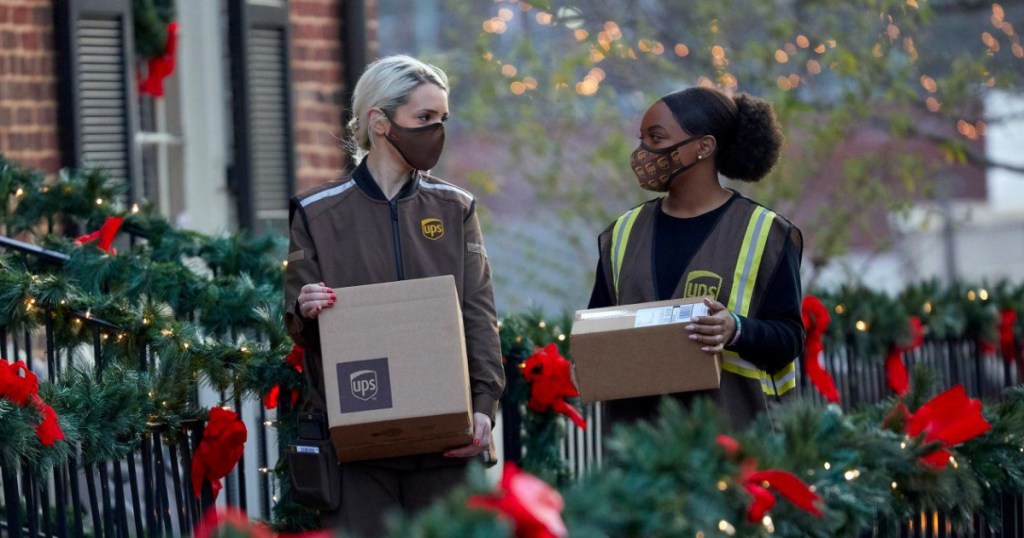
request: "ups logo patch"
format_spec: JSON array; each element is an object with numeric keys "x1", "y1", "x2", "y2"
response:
[
  {"x1": 421, "y1": 218, "x2": 444, "y2": 240},
  {"x1": 683, "y1": 270, "x2": 722, "y2": 300}
]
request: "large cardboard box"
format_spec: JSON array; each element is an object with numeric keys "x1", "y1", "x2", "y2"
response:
[
  {"x1": 570, "y1": 296, "x2": 722, "y2": 403},
  {"x1": 319, "y1": 275, "x2": 473, "y2": 462}
]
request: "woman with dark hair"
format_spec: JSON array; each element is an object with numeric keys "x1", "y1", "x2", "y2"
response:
[{"x1": 588, "y1": 87, "x2": 804, "y2": 431}]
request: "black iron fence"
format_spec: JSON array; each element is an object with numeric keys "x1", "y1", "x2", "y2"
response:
[
  {"x1": 3, "y1": 223, "x2": 1022, "y2": 536},
  {"x1": 0, "y1": 235, "x2": 277, "y2": 538},
  {"x1": 501, "y1": 332, "x2": 1024, "y2": 537}
]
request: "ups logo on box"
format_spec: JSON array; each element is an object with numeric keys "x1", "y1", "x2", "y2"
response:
[
  {"x1": 350, "y1": 370, "x2": 379, "y2": 401},
  {"x1": 337, "y1": 358, "x2": 393, "y2": 413},
  {"x1": 421, "y1": 218, "x2": 444, "y2": 240}
]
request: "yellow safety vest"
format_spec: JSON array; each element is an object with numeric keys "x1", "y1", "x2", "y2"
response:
[{"x1": 609, "y1": 203, "x2": 797, "y2": 397}]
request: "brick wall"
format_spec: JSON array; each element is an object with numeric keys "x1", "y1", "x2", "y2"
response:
[
  {"x1": 289, "y1": 0, "x2": 347, "y2": 193},
  {"x1": 0, "y1": 0, "x2": 60, "y2": 174}
]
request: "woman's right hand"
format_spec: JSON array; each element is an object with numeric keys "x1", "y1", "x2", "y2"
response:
[{"x1": 297, "y1": 282, "x2": 335, "y2": 319}]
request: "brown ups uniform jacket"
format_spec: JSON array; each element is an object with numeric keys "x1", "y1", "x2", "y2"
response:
[{"x1": 284, "y1": 161, "x2": 505, "y2": 428}]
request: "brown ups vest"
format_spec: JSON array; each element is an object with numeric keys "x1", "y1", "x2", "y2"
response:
[{"x1": 597, "y1": 194, "x2": 800, "y2": 430}]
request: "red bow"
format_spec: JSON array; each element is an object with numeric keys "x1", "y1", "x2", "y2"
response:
[
  {"x1": 906, "y1": 385, "x2": 991, "y2": 469},
  {"x1": 139, "y1": 22, "x2": 179, "y2": 97},
  {"x1": 75, "y1": 216, "x2": 124, "y2": 254},
  {"x1": 718, "y1": 436, "x2": 824, "y2": 522},
  {"x1": 191, "y1": 407, "x2": 247, "y2": 499},
  {"x1": 264, "y1": 344, "x2": 304, "y2": 409},
  {"x1": 999, "y1": 308, "x2": 1018, "y2": 363},
  {"x1": 0, "y1": 360, "x2": 64, "y2": 446},
  {"x1": 886, "y1": 316, "x2": 924, "y2": 396},
  {"x1": 801, "y1": 296, "x2": 840, "y2": 403},
  {"x1": 468, "y1": 462, "x2": 568, "y2": 538},
  {"x1": 33, "y1": 395, "x2": 65, "y2": 446},
  {"x1": 741, "y1": 466, "x2": 824, "y2": 523},
  {"x1": 0, "y1": 359, "x2": 39, "y2": 406},
  {"x1": 520, "y1": 344, "x2": 586, "y2": 430}
]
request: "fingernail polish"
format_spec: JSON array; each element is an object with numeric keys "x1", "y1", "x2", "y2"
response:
[
  {"x1": 689, "y1": 334, "x2": 699, "y2": 340},
  {"x1": 327, "y1": 301, "x2": 334, "y2": 307},
  {"x1": 330, "y1": 294, "x2": 336, "y2": 300}
]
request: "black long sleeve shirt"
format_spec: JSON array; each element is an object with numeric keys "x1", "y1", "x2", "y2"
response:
[{"x1": 588, "y1": 198, "x2": 803, "y2": 374}]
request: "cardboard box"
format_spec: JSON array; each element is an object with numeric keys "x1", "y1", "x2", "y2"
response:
[
  {"x1": 570, "y1": 296, "x2": 722, "y2": 403},
  {"x1": 319, "y1": 275, "x2": 473, "y2": 462}
]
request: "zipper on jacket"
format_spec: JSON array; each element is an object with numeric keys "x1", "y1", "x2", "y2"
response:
[{"x1": 389, "y1": 199, "x2": 405, "y2": 280}]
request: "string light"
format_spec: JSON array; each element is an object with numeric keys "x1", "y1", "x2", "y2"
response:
[
  {"x1": 538, "y1": 320, "x2": 546, "y2": 328},
  {"x1": 132, "y1": 203, "x2": 140, "y2": 214},
  {"x1": 718, "y1": 520, "x2": 736, "y2": 536},
  {"x1": 95, "y1": 198, "x2": 104, "y2": 205},
  {"x1": 762, "y1": 515, "x2": 775, "y2": 533},
  {"x1": 835, "y1": 304, "x2": 845, "y2": 314},
  {"x1": 979, "y1": 289, "x2": 989, "y2": 301},
  {"x1": 967, "y1": 290, "x2": 977, "y2": 301},
  {"x1": 844, "y1": 469, "x2": 861, "y2": 481},
  {"x1": 15, "y1": 187, "x2": 24, "y2": 197},
  {"x1": 823, "y1": 462, "x2": 831, "y2": 470},
  {"x1": 892, "y1": 481, "x2": 899, "y2": 489},
  {"x1": 717, "y1": 480, "x2": 728, "y2": 491},
  {"x1": 557, "y1": 334, "x2": 566, "y2": 341},
  {"x1": 855, "y1": 320, "x2": 868, "y2": 331}
]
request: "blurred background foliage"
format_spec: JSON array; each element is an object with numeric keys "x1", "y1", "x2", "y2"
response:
[{"x1": 376, "y1": 0, "x2": 1023, "y2": 310}]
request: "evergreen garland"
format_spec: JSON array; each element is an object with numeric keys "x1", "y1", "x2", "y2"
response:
[{"x1": 2, "y1": 153, "x2": 1024, "y2": 534}]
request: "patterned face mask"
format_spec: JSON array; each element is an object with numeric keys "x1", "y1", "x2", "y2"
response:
[{"x1": 629, "y1": 136, "x2": 699, "y2": 192}]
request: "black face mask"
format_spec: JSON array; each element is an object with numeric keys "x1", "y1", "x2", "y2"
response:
[
  {"x1": 629, "y1": 136, "x2": 700, "y2": 192},
  {"x1": 383, "y1": 112, "x2": 446, "y2": 171}
]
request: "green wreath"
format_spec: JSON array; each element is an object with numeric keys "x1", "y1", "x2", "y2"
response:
[{"x1": 133, "y1": 0, "x2": 175, "y2": 59}]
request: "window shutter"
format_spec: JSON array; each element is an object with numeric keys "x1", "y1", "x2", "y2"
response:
[
  {"x1": 228, "y1": 0, "x2": 296, "y2": 233},
  {"x1": 55, "y1": 0, "x2": 141, "y2": 198}
]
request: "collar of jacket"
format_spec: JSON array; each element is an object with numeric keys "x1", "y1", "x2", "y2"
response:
[{"x1": 352, "y1": 160, "x2": 421, "y2": 202}]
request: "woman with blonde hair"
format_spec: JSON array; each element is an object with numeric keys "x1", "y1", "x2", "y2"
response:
[{"x1": 284, "y1": 55, "x2": 505, "y2": 535}]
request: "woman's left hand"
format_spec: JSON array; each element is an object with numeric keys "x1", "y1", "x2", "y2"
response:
[
  {"x1": 686, "y1": 298, "x2": 736, "y2": 355},
  {"x1": 443, "y1": 412, "x2": 492, "y2": 458}
]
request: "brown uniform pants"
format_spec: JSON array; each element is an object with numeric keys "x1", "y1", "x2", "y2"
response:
[{"x1": 320, "y1": 458, "x2": 468, "y2": 537}]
